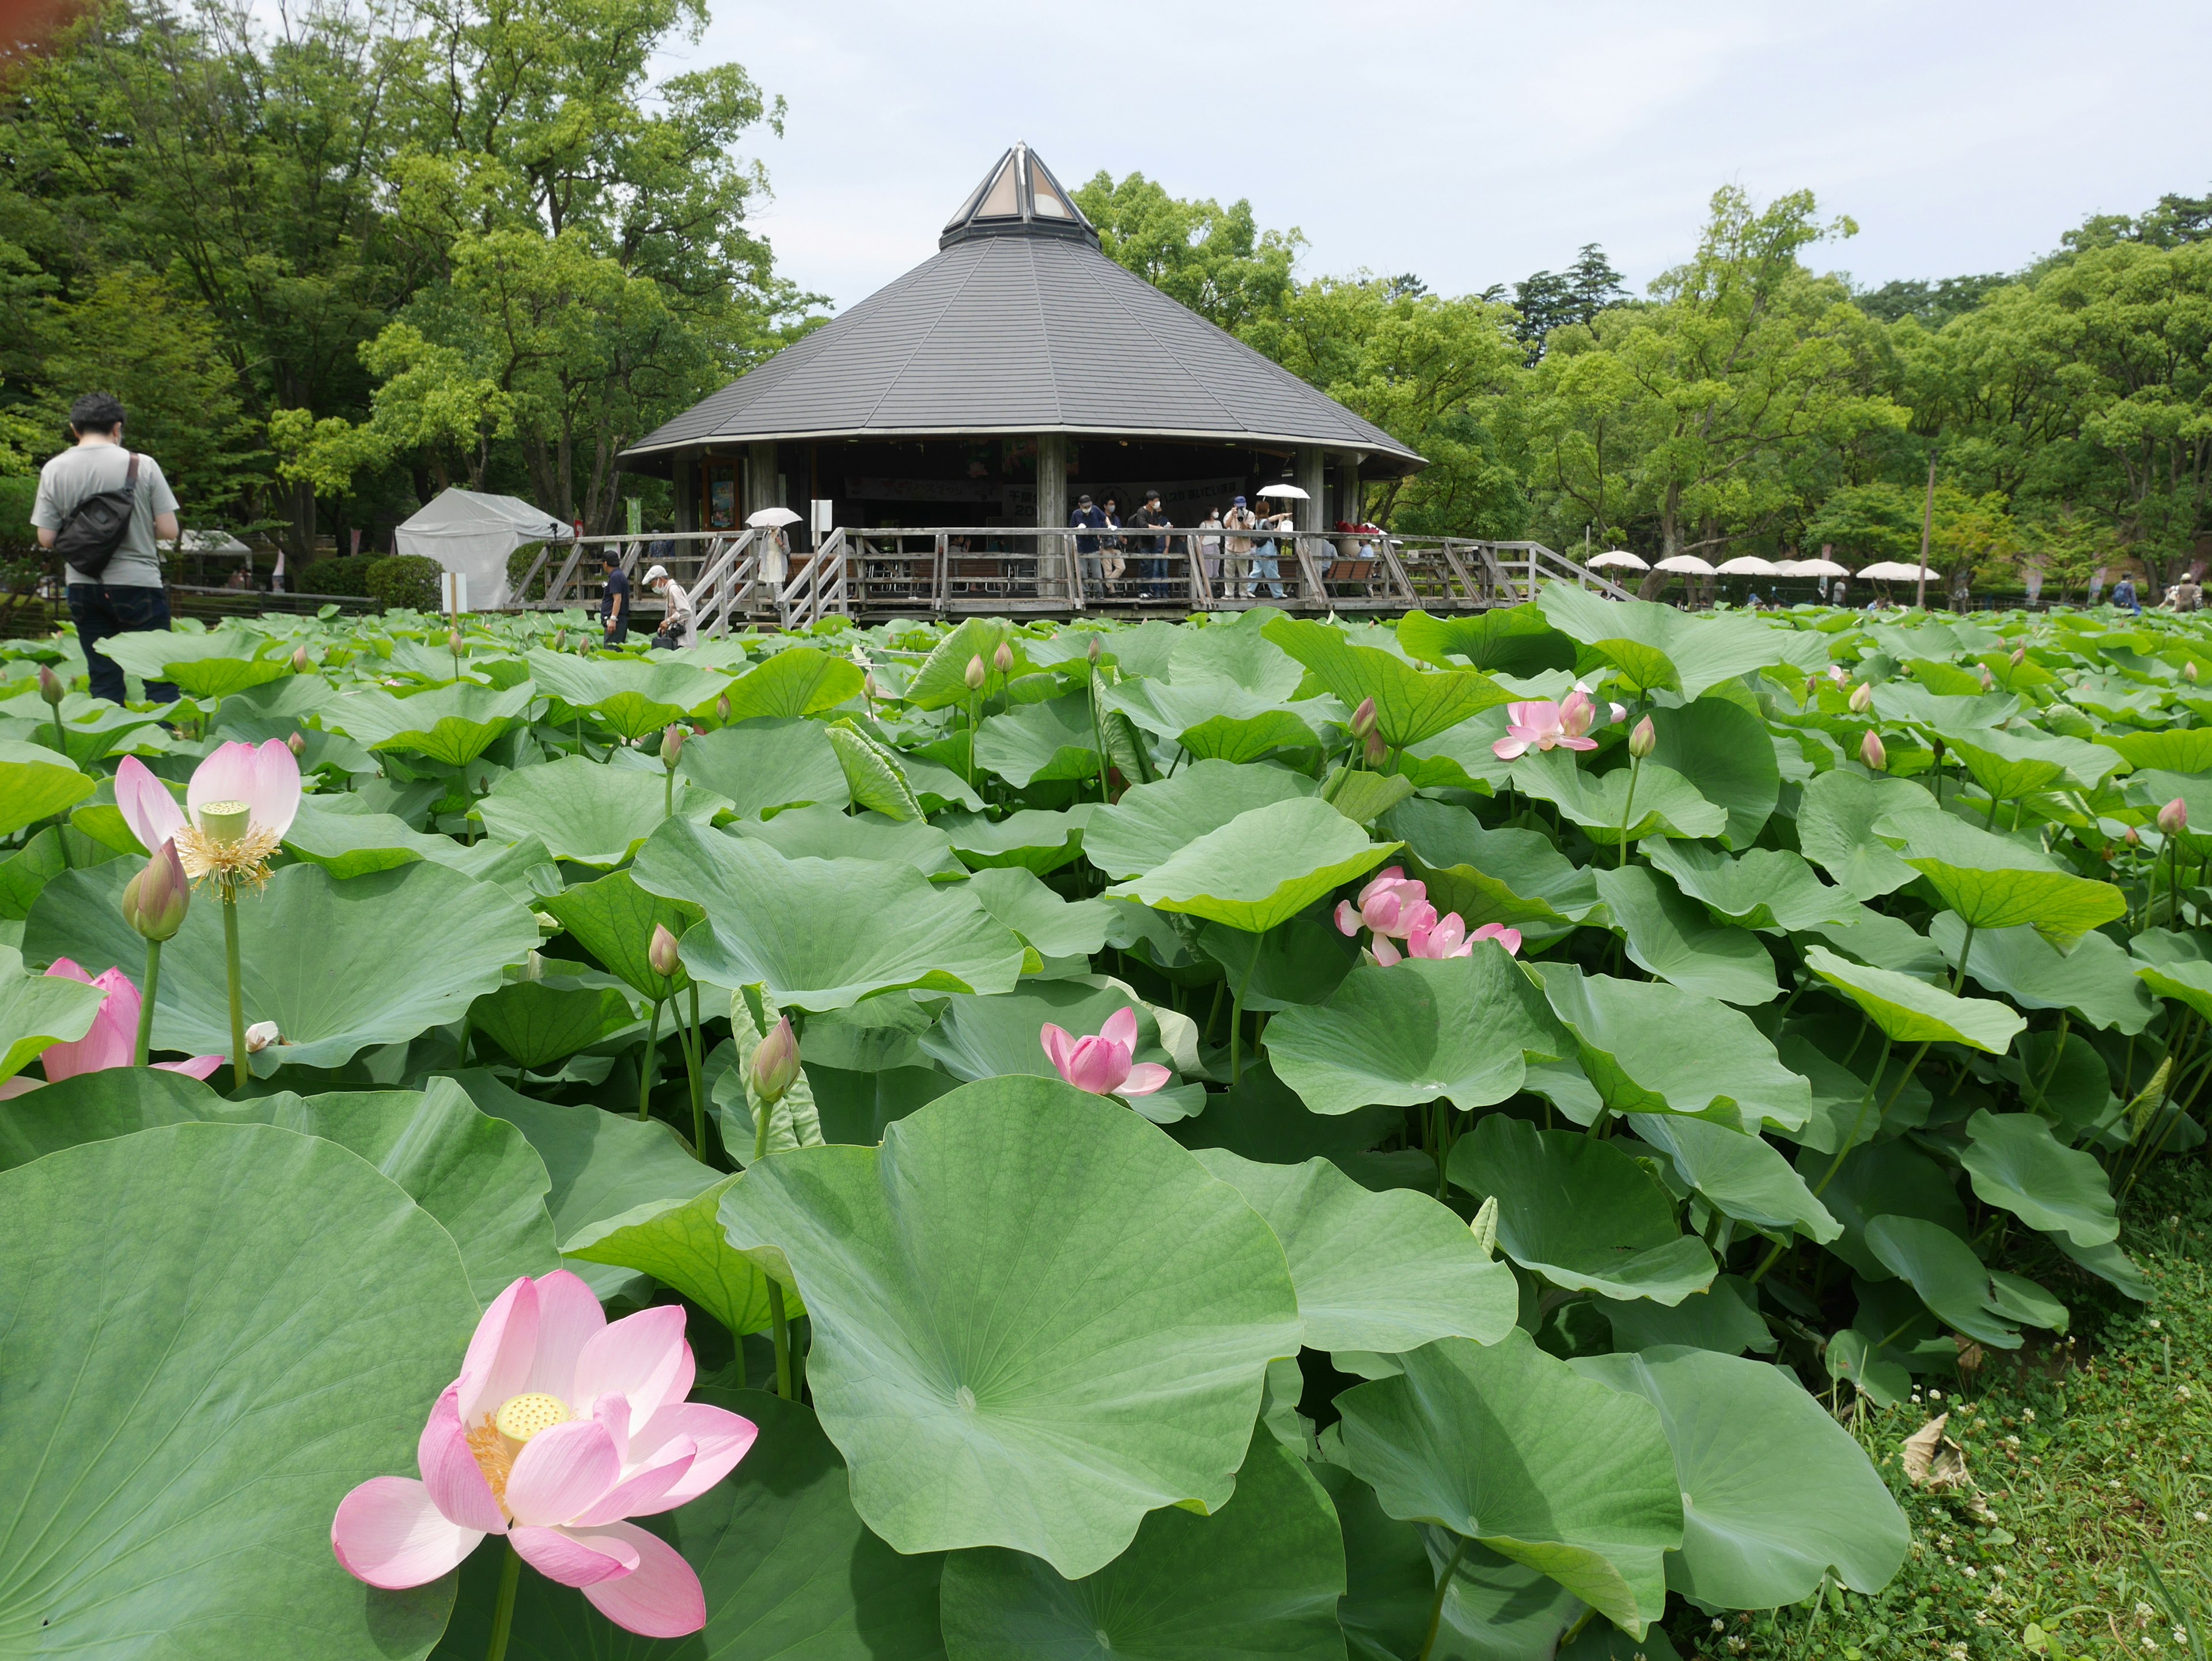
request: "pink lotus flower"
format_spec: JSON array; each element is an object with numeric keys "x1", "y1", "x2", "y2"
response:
[
  {"x1": 1492, "y1": 691, "x2": 1600, "y2": 760},
  {"x1": 0, "y1": 959, "x2": 225, "y2": 1096},
  {"x1": 1372, "y1": 915, "x2": 1521, "y2": 964},
  {"x1": 1334, "y1": 866, "x2": 1435, "y2": 940},
  {"x1": 1040, "y1": 1007, "x2": 1172, "y2": 1097},
  {"x1": 115, "y1": 741, "x2": 302, "y2": 876},
  {"x1": 331, "y1": 1272, "x2": 756, "y2": 1639}
]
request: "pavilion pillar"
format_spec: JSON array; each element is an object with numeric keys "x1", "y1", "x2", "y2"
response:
[
  {"x1": 1296, "y1": 447, "x2": 1327, "y2": 533},
  {"x1": 1336, "y1": 457, "x2": 1362, "y2": 527},
  {"x1": 1035, "y1": 432, "x2": 1069, "y2": 597},
  {"x1": 744, "y1": 442, "x2": 779, "y2": 524}
]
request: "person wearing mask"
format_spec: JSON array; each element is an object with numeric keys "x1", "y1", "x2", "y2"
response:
[
  {"x1": 1098, "y1": 498, "x2": 1124, "y2": 591},
  {"x1": 1222, "y1": 495, "x2": 1259, "y2": 600},
  {"x1": 31, "y1": 392, "x2": 182, "y2": 705},
  {"x1": 1068, "y1": 494, "x2": 1108, "y2": 594},
  {"x1": 599, "y1": 551, "x2": 631, "y2": 647},
  {"x1": 644, "y1": 563, "x2": 696, "y2": 649},
  {"x1": 1197, "y1": 508, "x2": 1224, "y2": 593},
  {"x1": 1128, "y1": 490, "x2": 1169, "y2": 599}
]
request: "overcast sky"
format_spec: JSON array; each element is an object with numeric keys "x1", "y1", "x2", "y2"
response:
[{"x1": 692, "y1": 0, "x2": 2212, "y2": 315}]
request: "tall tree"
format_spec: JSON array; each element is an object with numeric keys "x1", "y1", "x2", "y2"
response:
[{"x1": 1071, "y1": 171, "x2": 1302, "y2": 338}]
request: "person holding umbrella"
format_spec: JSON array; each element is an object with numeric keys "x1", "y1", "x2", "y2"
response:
[{"x1": 747, "y1": 505, "x2": 801, "y2": 591}]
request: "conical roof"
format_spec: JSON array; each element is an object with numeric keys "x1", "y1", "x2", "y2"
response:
[{"x1": 620, "y1": 146, "x2": 1422, "y2": 472}]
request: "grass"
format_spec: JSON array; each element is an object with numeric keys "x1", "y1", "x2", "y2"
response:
[{"x1": 1681, "y1": 1158, "x2": 2212, "y2": 1661}]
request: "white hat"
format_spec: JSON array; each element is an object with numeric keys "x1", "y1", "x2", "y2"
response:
[{"x1": 643, "y1": 565, "x2": 669, "y2": 584}]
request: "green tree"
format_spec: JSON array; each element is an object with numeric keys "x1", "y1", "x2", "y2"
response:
[
  {"x1": 1071, "y1": 172, "x2": 1302, "y2": 338},
  {"x1": 1485, "y1": 243, "x2": 1630, "y2": 363}
]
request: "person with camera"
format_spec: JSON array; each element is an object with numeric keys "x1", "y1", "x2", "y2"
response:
[
  {"x1": 644, "y1": 563, "x2": 696, "y2": 649},
  {"x1": 29, "y1": 392, "x2": 181, "y2": 704}
]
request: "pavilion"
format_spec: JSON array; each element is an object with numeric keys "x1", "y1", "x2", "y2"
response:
[{"x1": 616, "y1": 144, "x2": 1423, "y2": 541}]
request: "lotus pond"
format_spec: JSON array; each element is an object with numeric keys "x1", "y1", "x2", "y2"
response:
[{"x1": 1, "y1": 593, "x2": 2207, "y2": 1660}]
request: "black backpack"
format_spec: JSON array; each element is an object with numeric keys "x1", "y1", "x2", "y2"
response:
[{"x1": 51, "y1": 451, "x2": 140, "y2": 581}]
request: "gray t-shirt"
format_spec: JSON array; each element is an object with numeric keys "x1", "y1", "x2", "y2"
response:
[{"x1": 31, "y1": 443, "x2": 179, "y2": 589}]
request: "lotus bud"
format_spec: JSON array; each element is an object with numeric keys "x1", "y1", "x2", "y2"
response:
[
  {"x1": 2010, "y1": 646, "x2": 2027, "y2": 667},
  {"x1": 1362, "y1": 728, "x2": 1387, "y2": 768},
  {"x1": 1849, "y1": 681, "x2": 1874, "y2": 714},
  {"x1": 2124, "y1": 824, "x2": 2142, "y2": 847},
  {"x1": 448, "y1": 630, "x2": 463, "y2": 653},
  {"x1": 659, "y1": 724, "x2": 685, "y2": 769},
  {"x1": 1350, "y1": 696, "x2": 1378, "y2": 740},
  {"x1": 965, "y1": 654, "x2": 987, "y2": 690},
  {"x1": 1469, "y1": 1195, "x2": 1499, "y2": 1260},
  {"x1": 648, "y1": 922, "x2": 681, "y2": 979},
  {"x1": 1859, "y1": 729, "x2": 1887, "y2": 772},
  {"x1": 750, "y1": 1015, "x2": 801, "y2": 1106},
  {"x1": 1827, "y1": 664, "x2": 1848, "y2": 685},
  {"x1": 122, "y1": 838, "x2": 190, "y2": 942},
  {"x1": 994, "y1": 642, "x2": 1014, "y2": 674},
  {"x1": 37, "y1": 664, "x2": 63, "y2": 705},
  {"x1": 286, "y1": 731, "x2": 305, "y2": 758},
  {"x1": 1608, "y1": 701, "x2": 1627, "y2": 726},
  {"x1": 2159, "y1": 797, "x2": 2189, "y2": 837},
  {"x1": 2190, "y1": 660, "x2": 2202, "y2": 683},
  {"x1": 863, "y1": 671, "x2": 880, "y2": 702},
  {"x1": 244, "y1": 1020, "x2": 281, "y2": 1053},
  {"x1": 1088, "y1": 635, "x2": 1103, "y2": 665},
  {"x1": 1978, "y1": 665, "x2": 1993, "y2": 691},
  {"x1": 1628, "y1": 714, "x2": 1656, "y2": 759},
  {"x1": 291, "y1": 644, "x2": 310, "y2": 673},
  {"x1": 715, "y1": 691, "x2": 732, "y2": 723}
]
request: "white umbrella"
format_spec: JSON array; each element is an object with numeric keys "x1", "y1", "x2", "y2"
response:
[
  {"x1": 1715, "y1": 556, "x2": 1780, "y2": 576},
  {"x1": 1586, "y1": 549, "x2": 1649, "y2": 571},
  {"x1": 1791, "y1": 558, "x2": 1851, "y2": 577},
  {"x1": 1255, "y1": 483, "x2": 1309, "y2": 500},
  {"x1": 1654, "y1": 554, "x2": 1718, "y2": 576},
  {"x1": 747, "y1": 506, "x2": 802, "y2": 528},
  {"x1": 1858, "y1": 561, "x2": 1938, "y2": 581}
]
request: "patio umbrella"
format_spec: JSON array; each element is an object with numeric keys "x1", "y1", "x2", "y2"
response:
[
  {"x1": 1255, "y1": 484, "x2": 1309, "y2": 500},
  {"x1": 1790, "y1": 558, "x2": 1851, "y2": 577},
  {"x1": 1586, "y1": 550, "x2": 1650, "y2": 571},
  {"x1": 1715, "y1": 556, "x2": 1780, "y2": 576},
  {"x1": 747, "y1": 506, "x2": 803, "y2": 528},
  {"x1": 1857, "y1": 561, "x2": 1938, "y2": 581},
  {"x1": 1654, "y1": 555, "x2": 1718, "y2": 576}
]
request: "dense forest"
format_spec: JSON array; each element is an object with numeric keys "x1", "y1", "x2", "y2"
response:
[{"x1": 2, "y1": 0, "x2": 2208, "y2": 599}]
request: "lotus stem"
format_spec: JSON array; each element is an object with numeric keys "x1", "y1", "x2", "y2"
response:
[
  {"x1": 1088, "y1": 670, "x2": 1111, "y2": 806},
  {"x1": 221, "y1": 881, "x2": 247, "y2": 1091},
  {"x1": 2168, "y1": 839, "x2": 2181, "y2": 929},
  {"x1": 1615, "y1": 755, "x2": 1642, "y2": 868},
  {"x1": 2027, "y1": 1012, "x2": 2070, "y2": 1110},
  {"x1": 484, "y1": 1539, "x2": 521, "y2": 1661},
  {"x1": 770, "y1": 1289, "x2": 793, "y2": 1399},
  {"x1": 1949, "y1": 923, "x2": 1976, "y2": 994},
  {"x1": 49, "y1": 701, "x2": 66, "y2": 758},
  {"x1": 1754, "y1": 1030, "x2": 1897, "y2": 1287},
  {"x1": 686, "y1": 982, "x2": 706, "y2": 1157},
  {"x1": 1228, "y1": 955, "x2": 1256, "y2": 1089},
  {"x1": 1417, "y1": 1534, "x2": 1471, "y2": 1661},
  {"x1": 662, "y1": 766, "x2": 673, "y2": 822},
  {"x1": 135, "y1": 937, "x2": 160, "y2": 1068},
  {"x1": 638, "y1": 999, "x2": 664, "y2": 1121}
]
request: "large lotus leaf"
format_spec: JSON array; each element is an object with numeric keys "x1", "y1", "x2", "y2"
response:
[
  {"x1": 1926, "y1": 913, "x2": 2154, "y2": 1034},
  {"x1": 732, "y1": 802, "x2": 965, "y2": 877},
  {"x1": 283, "y1": 794, "x2": 487, "y2": 880},
  {"x1": 1802, "y1": 946, "x2": 2025, "y2": 1053},
  {"x1": 1263, "y1": 615, "x2": 1509, "y2": 747},
  {"x1": 632, "y1": 819, "x2": 1027, "y2": 1011},
  {"x1": 1536, "y1": 586, "x2": 1817, "y2": 698},
  {"x1": 1535, "y1": 966, "x2": 1813, "y2": 1133},
  {"x1": 1802, "y1": 905, "x2": 1952, "y2": 979},
  {"x1": 24, "y1": 858, "x2": 538, "y2": 1072},
  {"x1": 1106, "y1": 676, "x2": 1328, "y2": 765},
  {"x1": 1592, "y1": 865, "x2": 1779, "y2": 1005},
  {"x1": 1960, "y1": 1108, "x2": 2119, "y2": 1246},
  {"x1": 475, "y1": 753, "x2": 719, "y2": 868},
  {"x1": 1382, "y1": 797, "x2": 1603, "y2": 932},
  {"x1": 1081, "y1": 759, "x2": 1314, "y2": 878},
  {"x1": 1400, "y1": 707, "x2": 1518, "y2": 794},
  {"x1": 1599, "y1": 1275, "x2": 1776, "y2": 1357},
  {"x1": 92, "y1": 627, "x2": 294, "y2": 698},
  {"x1": 824, "y1": 720, "x2": 927, "y2": 821},
  {"x1": 938, "y1": 805, "x2": 1093, "y2": 874},
  {"x1": 562, "y1": 1172, "x2": 795, "y2": 1337},
  {"x1": 906, "y1": 619, "x2": 1013, "y2": 710},
  {"x1": 1172, "y1": 1058, "x2": 1404, "y2": 1172},
  {"x1": 721, "y1": 646, "x2": 865, "y2": 720},
  {"x1": 2101, "y1": 726, "x2": 2212, "y2": 775},
  {"x1": 938, "y1": 1437, "x2": 1344, "y2": 1661},
  {"x1": 0, "y1": 1121, "x2": 473, "y2": 1657},
  {"x1": 1641, "y1": 841, "x2": 1857, "y2": 933},
  {"x1": 0, "y1": 940, "x2": 105, "y2": 1080},
  {"x1": 1639, "y1": 695, "x2": 1779, "y2": 847},
  {"x1": 1570, "y1": 1346, "x2": 1908, "y2": 1606},
  {"x1": 1266, "y1": 951, "x2": 1567, "y2": 1117},
  {"x1": 1794, "y1": 770, "x2": 1934, "y2": 900},
  {"x1": 0, "y1": 739, "x2": 95, "y2": 837},
  {"x1": 918, "y1": 979, "x2": 1177, "y2": 1087},
  {"x1": 1181, "y1": 911, "x2": 1349, "y2": 1010},
  {"x1": 963, "y1": 867, "x2": 1115, "y2": 959},
  {"x1": 1940, "y1": 726, "x2": 2120, "y2": 801},
  {"x1": 524, "y1": 650, "x2": 729, "y2": 738},
  {"x1": 1338, "y1": 1331, "x2": 1683, "y2": 1636},
  {"x1": 1810, "y1": 1140, "x2": 1971, "y2": 1282},
  {"x1": 1194, "y1": 1148, "x2": 1517, "y2": 1353},
  {"x1": 535, "y1": 868, "x2": 703, "y2": 1002},
  {"x1": 434, "y1": 1388, "x2": 946, "y2": 1661},
  {"x1": 1892, "y1": 813, "x2": 2124, "y2": 942},
  {"x1": 1398, "y1": 603, "x2": 1577, "y2": 676},
  {"x1": 324, "y1": 680, "x2": 536, "y2": 765},
  {"x1": 1869, "y1": 680, "x2": 2018, "y2": 731},
  {"x1": 715, "y1": 1077, "x2": 1303, "y2": 1577},
  {"x1": 1450, "y1": 1114, "x2": 1715, "y2": 1303},
  {"x1": 469, "y1": 978, "x2": 641, "y2": 1070},
  {"x1": 974, "y1": 693, "x2": 1105, "y2": 788},
  {"x1": 1625, "y1": 1113, "x2": 1840, "y2": 1240},
  {"x1": 1863, "y1": 1216, "x2": 2022, "y2": 1346},
  {"x1": 1161, "y1": 611, "x2": 1305, "y2": 697},
  {"x1": 678, "y1": 717, "x2": 851, "y2": 818},
  {"x1": 1773, "y1": 1030, "x2": 1933, "y2": 1156},
  {"x1": 1511, "y1": 750, "x2": 1726, "y2": 844},
  {"x1": 1110, "y1": 797, "x2": 1398, "y2": 934},
  {"x1": 2135, "y1": 956, "x2": 2212, "y2": 1023}
]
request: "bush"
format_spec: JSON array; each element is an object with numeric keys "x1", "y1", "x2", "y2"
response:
[
  {"x1": 299, "y1": 557, "x2": 376, "y2": 599},
  {"x1": 507, "y1": 541, "x2": 552, "y2": 602},
  {"x1": 0, "y1": 476, "x2": 37, "y2": 554},
  {"x1": 365, "y1": 554, "x2": 441, "y2": 612}
]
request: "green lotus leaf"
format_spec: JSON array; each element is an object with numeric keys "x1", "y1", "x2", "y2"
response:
[
  {"x1": 1321, "y1": 764, "x2": 1419, "y2": 826},
  {"x1": 1194, "y1": 1148, "x2": 1518, "y2": 1352},
  {"x1": 0, "y1": 825, "x2": 77, "y2": 921},
  {"x1": 535, "y1": 868, "x2": 703, "y2": 1002},
  {"x1": 1891, "y1": 814, "x2": 2124, "y2": 942},
  {"x1": 1986, "y1": 1268, "x2": 2069, "y2": 1334},
  {"x1": 1535, "y1": 966, "x2": 1814, "y2": 1132},
  {"x1": 1570, "y1": 1346, "x2": 1908, "y2": 1607},
  {"x1": 324, "y1": 680, "x2": 536, "y2": 765},
  {"x1": 475, "y1": 753, "x2": 721, "y2": 868},
  {"x1": 1382, "y1": 797, "x2": 1603, "y2": 933},
  {"x1": 825, "y1": 719, "x2": 926, "y2": 820},
  {"x1": 2127, "y1": 930, "x2": 2212, "y2": 1021},
  {"x1": 1537, "y1": 585, "x2": 1820, "y2": 698},
  {"x1": 1960, "y1": 1108, "x2": 2119, "y2": 1246},
  {"x1": 1800, "y1": 905, "x2": 1952, "y2": 979},
  {"x1": 469, "y1": 978, "x2": 639, "y2": 1071},
  {"x1": 963, "y1": 866, "x2": 1115, "y2": 959},
  {"x1": 1110, "y1": 796, "x2": 1398, "y2": 935},
  {"x1": 1794, "y1": 770, "x2": 1934, "y2": 900},
  {"x1": 714, "y1": 1076, "x2": 1303, "y2": 1576},
  {"x1": 92, "y1": 627, "x2": 295, "y2": 698},
  {"x1": 1810, "y1": 1140, "x2": 1971, "y2": 1282},
  {"x1": 1511, "y1": 749, "x2": 1726, "y2": 844},
  {"x1": 1639, "y1": 695, "x2": 1780, "y2": 847},
  {"x1": 973, "y1": 693, "x2": 1107, "y2": 788},
  {"x1": 434, "y1": 1389, "x2": 946, "y2": 1661},
  {"x1": 678, "y1": 717, "x2": 851, "y2": 818},
  {"x1": 1802, "y1": 946, "x2": 2026, "y2": 1053},
  {"x1": 1627, "y1": 1113, "x2": 1840, "y2": 1241},
  {"x1": 1592, "y1": 865, "x2": 1779, "y2": 1005},
  {"x1": 1398, "y1": 603, "x2": 1577, "y2": 675},
  {"x1": 0, "y1": 940, "x2": 105, "y2": 1080},
  {"x1": 1171, "y1": 1058, "x2": 1405, "y2": 1173},
  {"x1": 1081, "y1": 759, "x2": 1315, "y2": 878},
  {"x1": 1265, "y1": 951, "x2": 1567, "y2": 1117},
  {"x1": 1187, "y1": 910, "x2": 1353, "y2": 1009},
  {"x1": 24, "y1": 858, "x2": 538, "y2": 1073},
  {"x1": 1338, "y1": 1330, "x2": 1684, "y2": 1636},
  {"x1": 0, "y1": 1121, "x2": 474, "y2": 1657},
  {"x1": 524, "y1": 649, "x2": 729, "y2": 739},
  {"x1": 1772, "y1": 1030, "x2": 1931, "y2": 1156},
  {"x1": 1598, "y1": 1274, "x2": 1775, "y2": 1357},
  {"x1": 2054, "y1": 1234, "x2": 2150, "y2": 1300},
  {"x1": 721, "y1": 645, "x2": 865, "y2": 719},
  {"x1": 1107, "y1": 676, "x2": 1328, "y2": 765},
  {"x1": 1448, "y1": 1114, "x2": 1717, "y2": 1304},
  {"x1": 1399, "y1": 707, "x2": 1518, "y2": 794},
  {"x1": 1861, "y1": 1215, "x2": 2021, "y2": 1347},
  {"x1": 563, "y1": 1172, "x2": 795, "y2": 1337},
  {"x1": 2101, "y1": 726, "x2": 2212, "y2": 775},
  {"x1": 732, "y1": 801, "x2": 964, "y2": 876},
  {"x1": 1263, "y1": 614, "x2": 1510, "y2": 747},
  {"x1": 0, "y1": 739, "x2": 95, "y2": 837},
  {"x1": 1926, "y1": 912, "x2": 2154, "y2": 1034},
  {"x1": 283, "y1": 794, "x2": 491, "y2": 880},
  {"x1": 632, "y1": 818, "x2": 1027, "y2": 1011},
  {"x1": 1641, "y1": 841, "x2": 1858, "y2": 932},
  {"x1": 906, "y1": 618, "x2": 1013, "y2": 710},
  {"x1": 917, "y1": 979, "x2": 1177, "y2": 1087},
  {"x1": 937, "y1": 805, "x2": 1093, "y2": 873},
  {"x1": 1869, "y1": 681, "x2": 2018, "y2": 731},
  {"x1": 1938, "y1": 726, "x2": 2120, "y2": 801}
]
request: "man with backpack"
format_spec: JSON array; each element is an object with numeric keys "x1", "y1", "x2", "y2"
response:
[{"x1": 31, "y1": 393, "x2": 181, "y2": 704}]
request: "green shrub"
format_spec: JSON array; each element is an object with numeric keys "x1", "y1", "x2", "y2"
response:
[
  {"x1": 0, "y1": 476, "x2": 38, "y2": 554},
  {"x1": 365, "y1": 554, "x2": 441, "y2": 612},
  {"x1": 299, "y1": 557, "x2": 376, "y2": 599},
  {"x1": 507, "y1": 541, "x2": 551, "y2": 601}
]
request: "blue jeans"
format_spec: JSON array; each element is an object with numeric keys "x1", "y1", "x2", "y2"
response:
[
  {"x1": 1248, "y1": 543, "x2": 1283, "y2": 599},
  {"x1": 67, "y1": 583, "x2": 177, "y2": 704}
]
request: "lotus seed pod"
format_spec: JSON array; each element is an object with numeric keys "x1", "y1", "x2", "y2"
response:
[
  {"x1": 37, "y1": 664, "x2": 63, "y2": 705},
  {"x1": 648, "y1": 922, "x2": 681, "y2": 979},
  {"x1": 1849, "y1": 681, "x2": 1874, "y2": 714},
  {"x1": 751, "y1": 1015, "x2": 801, "y2": 1106},
  {"x1": 291, "y1": 644, "x2": 310, "y2": 672},
  {"x1": 2159, "y1": 797, "x2": 2189, "y2": 837},
  {"x1": 1859, "y1": 729, "x2": 1887, "y2": 772},
  {"x1": 994, "y1": 642, "x2": 1014, "y2": 674},
  {"x1": 715, "y1": 691, "x2": 732, "y2": 723},
  {"x1": 1628, "y1": 715, "x2": 1657, "y2": 759},
  {"x1": 965, "y1": 654, "x2": 987, "y2": 690},
  {"x1": 1469, "y1": 1195, "x2": 1499, "y2": 1260},
  {"x1": 121, "y1": 838, "x2": 190, "y2": 942},
  {"x1": 660, "y1": 723, "x2": 685, "y2": 769},
  {"x1": 1349, "y1": 697, "x2": 1378, "y2": 740},
  {"x1": 287, "y1": 731, "x2": 306, "y2": 757}
]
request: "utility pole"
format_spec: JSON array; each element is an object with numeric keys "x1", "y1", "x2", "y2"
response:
[{"x1": 1915, "y1": 454, "x2": 1937, "y2": 611}]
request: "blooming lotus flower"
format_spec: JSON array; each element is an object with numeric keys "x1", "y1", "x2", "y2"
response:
[
  {"x1": 1040, "y1": 1007, "x2": 1171, "y2": 1098},
  {"x1": 1373, "y1": 915, "x2": 1521, "y2": 964},
  {"x1": 0, "y1": 959, "x2": 224, "y2": 1096},
  {"x1": 116, "y1": 741, "x2": 302, "y2": 885},
  {"x1": 1492, "y1": 692, "x2": 1600, "y2": 760},
  {"x1": 1334, "y1": 867, "x2": 1434, "y2": 940},
  {"x1": 331, "y1": 1272, "x2": 756, "y2": 1639}
]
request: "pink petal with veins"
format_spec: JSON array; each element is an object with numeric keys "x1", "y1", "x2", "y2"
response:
[
  {"x1": 576, "y1": 1522, "x2": 708, "y2": 1639},
  {"x1": 418, "y1": 1386, "x2": 505, "y2": 1534},
  {"x1": 331, "y1": 1477, "x2": 485, "y2": 1589},
  {"x1": 113, "y1": 755, "x2": 185, "y2": 854},
  {"x1": 504, "y1": 1417, "x2": 621, "y2": 1528},
  {"x1": 524, "y1": 1270, "x2": 607, "y2": 1403},
  {"x1": 571, "y1": 1306, "x2": 691, "y2": 1424},
  {"x1": 1119, "y1": 1062, "x2": 1173, "y2": 1096},
  {"x1": 509, "y1": 1523, "x2": 639, "y2": 1587},
  {"x1": 457, "y1": 1277, "x2": 540, "y2": 1427}
]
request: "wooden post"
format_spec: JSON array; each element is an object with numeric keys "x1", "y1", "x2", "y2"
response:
[
  {"x1": 1916, "y1": 453, "x2": 1936, "y2": 611},
  {"x1": 1035, "y1": 433, "x2": 1067, "y2": 598},
  {"x1": 747, "y1": 441, "x2": 779, "y2": 525},
  {"x1": 1335, "y1": 457, "x2": 1361, "y2": 529},
  {"x1": 1296, "y1": 447, "x2": 1326, "y2": 534}
]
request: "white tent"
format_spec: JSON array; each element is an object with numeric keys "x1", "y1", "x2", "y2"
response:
[{"x1": 393, "y1": 489, "x2": 574, "y2": 611}]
